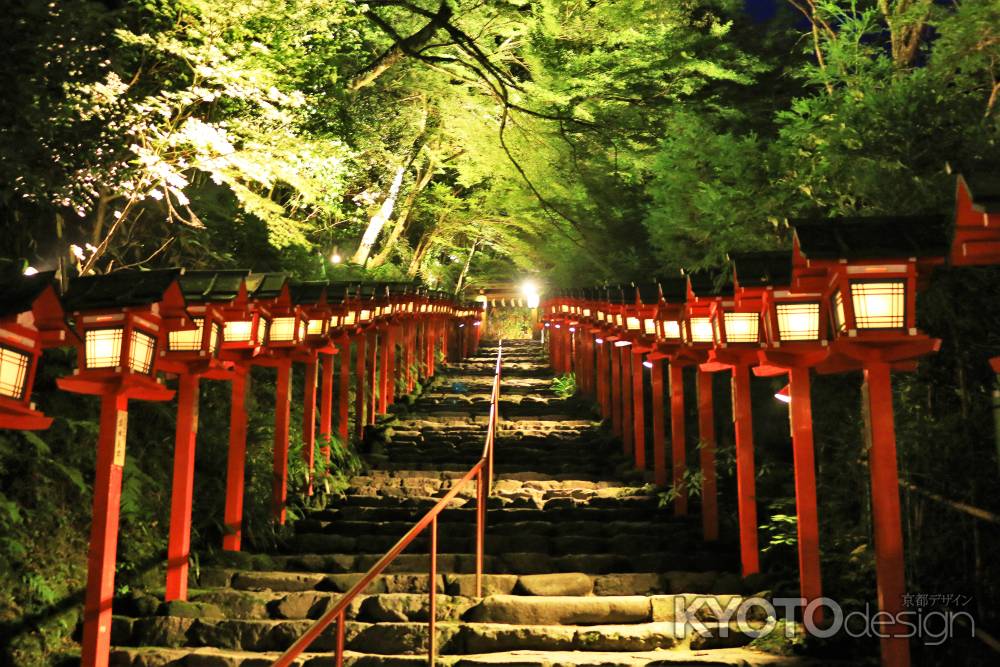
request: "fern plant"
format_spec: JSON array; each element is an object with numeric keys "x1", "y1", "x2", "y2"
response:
[{"x1": 551, "y1": 373, "x2": 577, "y2": 398}]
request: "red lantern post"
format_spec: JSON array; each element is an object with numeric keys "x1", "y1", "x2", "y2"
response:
[
  {"x1": 159, "y1": 270, "x2": 246, "y2": 600},
  {"x1": 731, "y1": 251, "x2": 832, "y2": 620},
  {"x1": 795, "y1": 216, "x2": 946, "y2": 667},
  {"x1": 58, "y1": 269, "x2": 184, "y2": 667},
  {"x1": 695, "y1": 271, "x2": 762, "y2": 574}
]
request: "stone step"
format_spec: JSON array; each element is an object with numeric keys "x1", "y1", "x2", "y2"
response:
[
  {"x1": 282, "y1": 532, "x2": 721, "y2": 558},
  {"x1": 209, "y1": 550, "x2": 737, "y2": 576},
  {"x1": 115, "y1": 616, "x2": 762, "y2": 655},
  {"x1": 191, "y1": 571, "x2": 740, "y2": 599},
  {"x1": 308, "y1": 504, "x2": 689, "y2": 525},
  {"x1": 135, "y1": 590, "x2": 749, "y2": 623},
  {"x1": 300, "y1": 519, "x2": 698, "y2": 539},
  {"x1": 109, "y1": 645, "x2": 807, "y2": 666}
]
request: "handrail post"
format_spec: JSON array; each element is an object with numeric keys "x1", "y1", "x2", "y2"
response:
[
  {"x1": 475, "y1": 468, "x2": 484, "y2": 598},
  {"x1": 335, "y1": 609, "x2": 345, "y2": 667},
  {"x1": 428, "y1": 515, "x2": 438, "y2": 667}
]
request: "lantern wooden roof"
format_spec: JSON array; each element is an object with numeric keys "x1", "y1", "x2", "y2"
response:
[
  {"x1": 289, "y1": 281, "x2": 328, "y2": 306},
  {"x1": 793, "y1": 216, "x2": 948, "y2": 261},
  {"x1": 0, "y1": 271, "x2": 62, "y2": 320},
  {"x1": 245, "y1": 272, "x2": 288, "y2": 301},
  {"x1": 960, "y1": 173, "x2": 1000, "y2": 213},
  {"x1": 63, "y1": 268, "x2": 184, "y2": 312},
  {"x1": 951, "y1": 173, "x2": 1000, "y2": 266},
  {"x1": 656, "y1": 275, "x2": 687, "y2": 302},
  {"x1": 179, "y1": 270, "x2": 249, "y2": 303},
  {"x1": 636, "y1": 282, "x2": 661, "y2": 305},
  {"x1": 731, "y1": 251, "x2": 793, "y2": 290},
  {"x1": 686, "y1": 270, "x2": 732, "y2": 299}
]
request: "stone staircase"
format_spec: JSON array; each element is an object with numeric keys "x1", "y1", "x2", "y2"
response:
[{"x1": 109, "y1": 340, "x2": 805, "y2": 666}]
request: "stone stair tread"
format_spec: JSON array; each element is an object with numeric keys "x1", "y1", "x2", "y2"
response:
[{"x1": 110, "y1": 646, "x2": 808, "y2": 666}]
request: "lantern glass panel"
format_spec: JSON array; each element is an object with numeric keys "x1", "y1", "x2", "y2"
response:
[
  {"x1": 129, "y1": 330, "x2": 156, "y2": 374},
  {"x1": 690, "y1": 317, "x2": 713, "y2": 343},
  {"x1": 776, "y1": 303, "x2": 820, "y2": 341},
  {"x1": 307, "y1": 318, "x2": 326, "y2": 336},
  {"x1": 626, "y1": 316, "x2": 641, "y2": 331},
  {"x1": 831, "y1": 290, "x2": 846, "y2": 333},
  {"x1": 560, "y1": 304, "x2": 569, "y2": 313},
  {"x1": 225, "y1": 320, "x2": 254, "y2": 343},
  {"x1": 0, "y1": 346, "x2": 30, "y2": 400},
  {"x1": 344, "y1": 311, "x2": 357, "y2": 326},
  {"x1": 724, "y1": 312, "x2": 759, "y2": 343},
  {"x1": 86, "y1": 328, "x2": 124, "y2": 369},
  {"x1": 615, "y1": 314, "x2": 623, "y2": 326},
  {"x1": 643, "y1": 319, "x2": 657, "y2": 335},
  {"x1": 661, "y1": 320, "x2": 681, "y2": 339},
  {"x1": 851, "y1": 281, "x2": 905, "y2": 329},
  {"x1": 269, "y1": 317, "x2": 297, "y2": 342},
  {"x1": 169, "y1": 317, "x2": 205, "y2": 352},
  {"x1": 210, "y1": 323, "x2": 222, "y2": 354}
]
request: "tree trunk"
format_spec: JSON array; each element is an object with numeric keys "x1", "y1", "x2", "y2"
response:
[
  {"x1": 351, "y1": 165, "x2": 406, "y2": 266},
  {"x1": 368, "y1": 157, "x2": 435, "y2": 269},
  {"x1": 407, "y1": 231, "x2": 434, "y2": 277},
  {"x1": 453, "y1": 237, "x2": 481, "y2": 294},
  {"x1": 350, "y1": 1, "x2": 453, "y2": 91}
]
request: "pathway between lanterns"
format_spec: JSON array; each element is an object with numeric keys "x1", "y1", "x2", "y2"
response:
[{"x1": 108, "y1": 340, "x2": 806, "y2": 666}]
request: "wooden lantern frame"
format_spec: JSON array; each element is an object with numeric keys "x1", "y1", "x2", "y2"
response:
[{"x1": 0, "y1": 272, "x2": 69, "y2": 429}]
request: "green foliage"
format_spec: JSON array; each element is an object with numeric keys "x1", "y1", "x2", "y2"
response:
[
  {"x1": 760, "y1": 498, "x2": 798, "y2": 554},
  {"x1": 550, "y1": 373, "x2": 577, "y2": 399}
]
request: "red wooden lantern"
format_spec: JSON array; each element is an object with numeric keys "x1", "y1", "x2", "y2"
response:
[
  {"x1": 0, "y1": 271, "x2": 68, "y2": 430},
  {"x1": 733, "y1": 251, "x2": 827, "y2": 623},
  {"x1": 263, "y1": 278, "x2": 306, "y2": 349},
  {"x1": 57, "y1": 269, "x2": 184, "y2": 667},
  {"x1": 793, "y1": 215, "x2": 947, "y2": 667},
  {"x1": 162, "y1": 270, "x2": 247, "y2": 371},
  {"x1": 682, "y1": 271, "x2": 724, "y2": 350},
  {"x1": 159, "y1": 270, "x2": 248, "y2": 602},
  {"x1": 950, "y1": 173, "x2": 1000, "y2": 266},
  {"x1": 219, "y1": 273, "x2": 286, "y2": 352},
  {"x1": 688, "y1": 269, "x2": 760, "y2": 577}
]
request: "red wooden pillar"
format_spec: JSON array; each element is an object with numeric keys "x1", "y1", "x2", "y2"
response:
[
  {"x1": 731, "y1": 363, "x2": 760, "y2": 576},
  {"x1": 669, "y1": 363, "x2": 687, "y2": 515},
  {"x1": 386, "y1": 326, "x2": 397, "y2": 407},
  {"x1": 80, "y1": 390, "x2": 129, "y2": 667},
  {"x1": 367, "y1": 331, "x2": 378, "y2": 424},
  {"x1": 650, "y1": 359, "x2": 667, "y2": 486},
  {"x1": 166, "y1": 374, "x2": 200, "y2": 601},
  {"x1": 610, "y1": 345, "x2": 622, "y2": 436},
  {"x1": 272, "y1": 360, "x2": 292, "y2": 524},
  {"x1": 595, "y1": 341, "x2": 604, "y2": 415},
  {"x1": 302, "y1": 359, "x2": 318, "y2": 495},
  {"x1": 863, "y1": 361, "x2": 910, "y2": 667},
  {"x1": 223, "y1": 368, "x2": 250, "y2": 551},
  {"x1": 404, "y1": 323, "x2": 414, "y2": 392},
  {"x1": 697, "y1": 369, "x2": 718, "y2": 541},
  {"x1": 426, "y1": 322, "x2": 435, "y2": 377},
  {"x1": 599, "y1": 341, "x2": 610, "y2": 419},
  {"x1": 631, "y1": 350, "x2": 646, "y2": 470},
  {"x1": 338, "y1": 340, "x2": 351, "y2": 444},
  {"x1": 621, "y1": 347, "x2": 634, "y2": 456},
  {"x1": 319, "y1": 351, "x2": 334, "y2": 457},
  {"x1": 378, "y1": 329, "x2": 390, "y2": 415},
  {"x1": 354, "y1": 334, "x2": 367, "y2": 441},
  {"x1": 789, "y1": 366, "x2": 823, "y2": 623}
]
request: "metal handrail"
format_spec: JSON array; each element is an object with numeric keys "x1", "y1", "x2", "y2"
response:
[{"x1": 273, "y1": 342, "x2": 503, "y2": 667}]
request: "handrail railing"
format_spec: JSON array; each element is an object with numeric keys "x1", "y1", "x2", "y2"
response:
[{"x1": 273, "y1": 341, "x2": 503, "y2": 667}]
